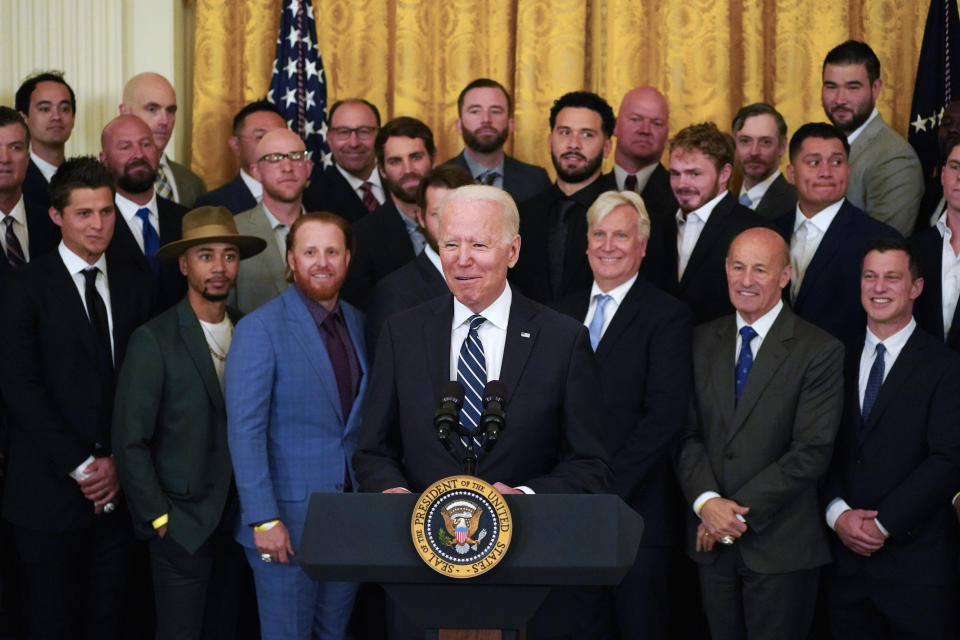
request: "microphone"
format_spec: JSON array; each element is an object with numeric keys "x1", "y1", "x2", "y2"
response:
[
  {"x1": 434, "y1": 381, "x2": 464, "y2": 451},
  {"x1": 479, "y1": 381, "x2": 507, "y2": 451}
]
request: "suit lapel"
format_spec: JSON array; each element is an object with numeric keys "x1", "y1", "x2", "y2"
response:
[
  {"x1": 595, "y1": 279, "x2": 644, "y2": 358},
  {"x1": 50, "y1": 254, "x2": 100, "y2": 362},
  {"x1": 681, "y1": 193, "x2": 732, "y2": 289},
  {"x1": 176, "y1": 298, "x2": 225, "y2": 412},
  {"x1": 249, "y1": 204, "x2": 288, "y2": 294},
  {"x1": 282, "y1": 288, "x2": 344, "y2": 422},
  {"x1": 423, "y1": 295, "x2": 455, "y2": 398},
  {"x1": 729, "y1": 312, "x2": 791, "y2": 437},
  {"x1": 794, "y1": 204, "x2": 851, "y2": 308},
  {"x1": 707, "y1": 319, "x2": 737, "y2": 429},
  {"x1": 500, "y1": 294, "x2": 539, "y2": 401},
  {"x1": 860, "y1": 329, "x2": 926, "y2": 443},
  {"x1": 341, "y1": 302, "x2": 368, "y2": 430}
]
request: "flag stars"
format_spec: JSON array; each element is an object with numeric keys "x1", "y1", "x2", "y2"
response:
[
  {"x1": 321, "y1": 151, "x2": 333, "y2": 168},
  {"x1": 286, "y1": 27, "x2": 300, "y2": 48},
  {"x1": 305, "y1": 90, "x2": 316, "y2": 110},
  {"x1": 284, "y1": 57, "x2": 299, "y2": 78},
  {"x1": 912, "y1": 113, "x2": 929, "y2": 133},
  {"x1": 282, "y1": 88, "x2": 297, "y2": 108},
  {"x1": 286, "y1": 0, "x2": 299, "y2": 16},
  {"x1": 305, "y1": 59, "x2": 318, "y2": 80}
]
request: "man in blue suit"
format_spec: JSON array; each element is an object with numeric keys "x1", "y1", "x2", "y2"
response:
[{"x1": 226, "y1": 211, "x2": 368, "y2": 640}]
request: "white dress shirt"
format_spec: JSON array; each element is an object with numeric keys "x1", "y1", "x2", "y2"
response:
[
  {"x1": 29, "y1": 151, "x2": 57, "y2": 182},
  {"x1": 423, "y1": 244, "x2": 443, "y2": 275},
  {"x1": 738, "y1": 170, "x2": 783, "y2": 210},
  {"x1": 677, "y1": 190, "x2": 728, "y2": 280},
  {"x1": 935, "y1": 212, "x2": 960, "y2": 336},
  {"x1": 583, "y1": 273, "x2": 638, "y2": 340},
  {"x1": 336, "y1": 163, "x2": 385, "y2": 206},
  {"x1": 261, "y1": 202, "x2": 297, "y2": 259},
  {"x1": 449, "y1": 284, "x2": 511, "y2": 382},
  {"x1": 239, "y1": 169, "x2": 263, "y2": 202},
  {"x1": 613, "y1": 162, "x2": 658, "y2": 193},
  {"x1": 845, "y1": 108, "x2": 879, "y2": 145},
  {"x1": 115, "y1": 192, "x2": 160, "y2": 254},
  {"x1": 0, "y1": 197, "x2": 30, "y2": 262},
  {"x1": 790, "y1": 198, "x2": 844, "y2": 298},
  {"x1": 693, "y1": 300, "x2": 784, "y2": 515}
]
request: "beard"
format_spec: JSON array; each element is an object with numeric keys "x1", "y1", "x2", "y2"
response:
[
  {"x1": 551, "y1": 150, "x2": 604, "y2": 184},
  {"x1": 201, "y1": 290, "x2": 230, "y2": 302},
  {"x1": 116, "y1": 160, "x2": 157, "y2": 194},
  {"x1": 383, "y1": 172, "x2": 423, "y2": 204},
  {"x1": 827, "y1": 102, "x2": 873, "y2": 134},
  {"x1": 462, "y1": 125, "x2": 509, "y2": 154}
]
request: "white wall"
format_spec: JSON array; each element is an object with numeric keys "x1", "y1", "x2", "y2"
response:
[{"x1": 0, "y1": 0, "x2": 193, "y2": 163}]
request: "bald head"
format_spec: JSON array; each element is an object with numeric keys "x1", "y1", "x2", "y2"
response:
[
  {"x1": 100, "y1": 115, "x2": 159, "y2": 196},
  {"x1": 119, "y1": 72, "x2": 177, "y2": 152},
  {"x1": 255, "y1": 128, "x2": 305, "y2": 159},
  {"x1": 725, "y1": 227, "x2": 792, "y2": 323},
  {"x1": 614, "y1": 86, "x2": 670, "y2": 171},
  {"x1": 250, "y1": 128, "x2": 311, "y2": 206}
]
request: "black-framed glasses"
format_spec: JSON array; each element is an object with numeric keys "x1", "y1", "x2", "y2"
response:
[
  {"x1": 328, "y1": 126, "x2": 377, "y2": 140},
  {"x1": 259, "y1": 150, "x2": 312, "y2": 163}
]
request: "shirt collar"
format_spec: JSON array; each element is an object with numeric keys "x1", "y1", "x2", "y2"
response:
[
  {"x1": 261, "y1": 201, "x2": 297, "y2": 230},
  {"x1": 1, "y1": 196, "x2": 26, "y2": 224},
  {"x1": 295, "y1": 284, "x2": 340, "y2": 324},
  {"x1": 239, "y1": 169, "x2": 262, "y2": 201},
  {"x1": 453, "y1": 282, "x2": 512, "y2": 332},
  {"x1": 115, "y1": 191, "x2": 159, "y2": 223},
  {"x1": 740, "y1": 169, "x2": 782, "y2": 205},
  {"x1": 736, "y1": 298, "x2": 783, "y2": 340},
  {"x1": 794, "y1": 197, "x2": 844, "y2": 234},
  {"x1": 613, "y1": 162, "x2": 658, "y2": 192},
  {"x1": 335, "y1": 163, "x2": 382, "y2": 191},
  {"x1": 461, "y1": 150, "x2": 505, "y2": 181},
  {"x1": 677, "y1": 189, "x2": 728, "y2": 225},
  {"x1": 846, "y1": 108, "x2": 880, "y2": 145},
  {"x1": 554, "y1": 175, "x2": 611, "y2": 207},
  {"x1": 590, "y1": 272, "x2": 638, "y2": 303},
  {"x1": 865, "y1": 317, "x2": 916, "y2": 360},
  {"x1": 29, "y1": 151, "x2": 58, "y2": 182},
  {"x1": 423, "y1": 244, "x2": 443, "y2": 274},
  {"x1": 58, "y1": 239, "x2": 107, "y2": 273}
]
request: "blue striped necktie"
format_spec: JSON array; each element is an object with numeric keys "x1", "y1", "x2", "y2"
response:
[
  {"x1": 862, "y1": 343, "x2": 886, "y2": 419},
  {"x1": 457, "y1": 314, "x2": 487, "y2": 448}
]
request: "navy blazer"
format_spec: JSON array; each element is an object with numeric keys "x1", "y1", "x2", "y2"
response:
[
  {"x1": 21, "y1": 160, "x2": 50, "y2": 214},
  {"x1": 194, "y1": 173, "x2": 257, "y2": 215},
  {"x1": 556, "y1": 277, "x2": 692, "y2": 545},
  {"x1": 0, "y1": 196, "x2": 60, "y2": 278},
  {"x1": 445, "y1": 151, "x2": 552, "y2": 205},
  {"x1": 340, "y1": 198, "x2": 416, "y2": 309},
  {"x1": 774, "y1": 200, "x2": 900, "y2": 344},
  {"x1": 825, "y1": 327, "x2": 960, "y2": 585},
  {"x1": 303, "y1": 164, "x2": 372, "y2": 224},
  {"x1": 913, "y1": 225, "x2": 960, "y2": 351},
  {"x1": 753, "y1": 173, "x2": 797, "y2": 221}
]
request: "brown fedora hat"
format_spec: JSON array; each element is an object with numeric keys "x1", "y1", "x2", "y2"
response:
[{"x1": 156, "y1": 206, "x2": 268, "y2": 261}]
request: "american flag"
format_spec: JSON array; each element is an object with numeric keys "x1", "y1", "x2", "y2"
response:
[{"x1": 267, "y1": 0, "x2": 333, "y2": 169}]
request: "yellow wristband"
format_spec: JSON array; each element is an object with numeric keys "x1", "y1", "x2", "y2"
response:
[
  {"x1": 254, "y1": 519, "x2": 280, "y2": 532},
  {"x1": 952, "y1": 491, "x2": 960, "y2": 506},
  {"x1": 152, "y1": 513, "x2": 169, "y2": 529}
]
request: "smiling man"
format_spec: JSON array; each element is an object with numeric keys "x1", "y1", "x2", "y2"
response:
[
  {"x1": 677, "y1": 226, "x2": 843, "y2": 640},
  {"x1": 773, "y1": 122, "x2": 899, "y2": 343},
  {"x1": 732, "y1": 103, "x2": 797, "y2": 220},
  {"x1": 820, "y1": 41, "x2": 923, "y2": 235}
]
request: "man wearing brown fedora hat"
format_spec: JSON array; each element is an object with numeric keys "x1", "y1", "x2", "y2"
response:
[{"x1": 112, "y1": 205, "x2": 266, "y2": 639}]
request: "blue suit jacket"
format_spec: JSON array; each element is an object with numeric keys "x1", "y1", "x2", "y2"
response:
[{"x1": 225, "y1": 286, "x2": 368, "y2": 550}]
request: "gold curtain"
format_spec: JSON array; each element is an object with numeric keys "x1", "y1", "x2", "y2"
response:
[{"x1": 191, "y1": 0, "x2": 927, "y2": 190}]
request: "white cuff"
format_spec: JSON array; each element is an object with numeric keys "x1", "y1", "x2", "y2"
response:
[
  {"x1": 825, "y1": 497, "x2": 851, "y2": 530},
  {"x1": 693, "y1": 491, "x2": 721, "y2": 516},
  {"x1": 69, "y1": 455, "x2": 96, "y2": 482},
  {"x1": 516, "y1": 486, "x2": 534, "y2": 495},
  {"x1": 874, "y1": 518, "x2": 890, "y2": 538}
]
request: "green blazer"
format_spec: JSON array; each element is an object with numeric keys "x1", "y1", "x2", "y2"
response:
[{"x1": 113, "y1": 297, "x2": 240, "y2": 553}]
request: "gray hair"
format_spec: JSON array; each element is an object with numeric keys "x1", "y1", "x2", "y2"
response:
[
  {"x1": 438, "y1": 184, "x2": 520, "y2": 243},
  {"x1": 585, "y1": 190, "x2": 651, "y2": 241}
]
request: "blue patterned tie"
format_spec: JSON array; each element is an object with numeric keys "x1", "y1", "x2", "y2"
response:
[
  {"x1": 862, "y1": 343, "x2": 886, "y2": 419},
  {"x1": 735, "y1": 325, "x2": 757, "y2": 401},
  {"x1": 739, "y1": 192, "x2": 753, "y2": 208},
  {"x1": 588, "y1": 294, "x2": 612, "y2": 351},
  {"x1": 457, "y1": 315, "x2": 487, "y2": 448}
]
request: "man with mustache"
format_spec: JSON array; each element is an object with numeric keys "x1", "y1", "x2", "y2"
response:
[
  {"x1": 445, "y1": 78, "x2": 551, "y2": 204},
  {"x1": 511, "y1": 91, "x2": 617, "y2": 305},
  {"x1": 660, "y1": 122, "x2": 759, "y2": 324},
  {"x1": 821, "y1": 40, "x2": 923, "y2": 236},
  {"x1": 731, "y1": 103, "x2": 796, "y2": 220},
  {"x1": 100, "y1": 114, "x2": 187, "y2": 312},
  {"x1": 341, "y1": 116, "x2": 435, "y2": 308},
  {"x1": 233, "y1": 128, "x2": 313, "y2": 313}
]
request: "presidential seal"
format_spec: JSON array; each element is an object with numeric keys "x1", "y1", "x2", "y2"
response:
[{"x1": 411, "y1": 475, "x2": 512, "y2": 578}]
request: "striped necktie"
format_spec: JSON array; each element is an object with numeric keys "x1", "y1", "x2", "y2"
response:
[
  {"x1": 155, "y1": 164, "x2": 174, "y2": 200},
  {"x1": 457, "y1": 315, "x2": 487, "y2": 448},
  {"x1": 3, "y1": 216, "x2": 25, "y2": 267}
]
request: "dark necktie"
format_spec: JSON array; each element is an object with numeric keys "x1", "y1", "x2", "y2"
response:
[
  {"x1": 735, "y1": 325, "x2": 757, "y2": 401},
  {"x1": 3, "y1": 216, "x2": 25, "y2": 267},
  {"x1": 82, "y1": 267, "x2": 113, "y2": 368},
  {"x1": 624, "y1": 173, "x2": 638, "y2": 192},
  {"x1": 359, "y1": 181, "x2": 378, "y2": 212},
  {"x1": 477, "y1": 170, "x2": 500, "y2": 186},
  {"x1": 548, "y1": 199, "x2": 577, "y2": 294},
  {"x1": 136, "y1": 207, "x2": 160, "y2": 257},
  {"x1": 862, "y1": 343, "x2": 886, "y2": 420},
  {"x1": 457, "y1": 315, "x2": 487, "y2": 448},
  {"x1": 320, "y1": 311, "x2": 356, "y2": 418}
]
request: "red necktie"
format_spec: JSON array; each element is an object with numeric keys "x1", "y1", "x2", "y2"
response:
[
  {"x1": 624, "y1": 174, "x2": 638, "y2": 192},
  {"x1": 359, "y1": 182, "x2": 378, "y2": 212}
]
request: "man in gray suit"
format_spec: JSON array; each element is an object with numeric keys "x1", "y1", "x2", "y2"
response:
[
  {"x1": 821, "y1": 40, "x2": 923, "y2": 235},
  {"x1": 120, "y1": 72, "x2": 207, "y2": 207},
  {"x1": 732, "y1": 103, "x2": 797, "y2": 220},
  {"x1": 676, "y1": 227, "x2": 844, "y2": 640},
  {"x1": 233, "y1": 128, "x2": 312, "y2": 313}
]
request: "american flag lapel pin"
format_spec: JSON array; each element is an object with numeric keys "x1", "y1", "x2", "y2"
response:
[{"x1": 520, "y1": 331, "x2": 531, "y2": 338}]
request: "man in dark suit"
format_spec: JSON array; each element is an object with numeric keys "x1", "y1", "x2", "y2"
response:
[
  {"x1": 120, "y1": 72, "x2": 206, "y2": 207},
  {"x1": 732, "y1": 103, "x2": 797, "y2": 220},
  {"x1": 676, "y1": 227, "x2": 843, "y2": 640},
  {"x1": 15, "y1": 71, "x2": 77, "y2": 213},
  {"x1": 303, "y1": 99, "x2": 385, "y2": 222},
  {"x1": 915, "y1": 136, "x2": 960, "y2": 350},
  {"x1": 194, "y1": 100, "x2": 286, "y2": 214},
  {"x1": 511, "y1": 91, "x2": 617, "y2": 305},
  {"x1": 100, "y1": 114, "x2": 188, "y2": 312},
  {"x1": 0, "y1": 157, "x2": 153, "y2": 639},
  {"x1": 914, "y1": 100, "x2": 960, "y2": 233},
  {"x1": 365, "y1": 164, "x2": 472, "y2": 353},
  {"x1": 0, "y1": 107, "x2": 60, "y2": 275},
  {"x1": 773, "y1": 122, "x2": 899, "y2": 344},
  {"x1": 113, "y1": 206, "x2": 266, "y2": 639},
  {"x1": 647, "y1": 122, "x2": 759, "y2": 324},
  {"x1": 824, "y1": 237, "x2": 960, "y2": 639},
  {"x1": 556, "y1": 190, "x2": 691, "y2": 640},
  {"x1": 444, "y1": 78, "x2": 550, "y2": 204},
  {"x1": 341, "y1": 116, "x2": 435, "y2": 308}
]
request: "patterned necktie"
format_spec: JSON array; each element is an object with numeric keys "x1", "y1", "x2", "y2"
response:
[
  {"x1": 3, "y1": 216, "x2": 25, "y2": 267},
  {"x1": 624, "y1": 174, "x2": 638, "y2": 192},
  {"x1": 738, "y1": 192, "x2": 753, "y2": 208},
  {"x1": 82, "y1": 267, "x2": 113, "y2": 367},
  {"x1": 359, "y1": 181, "x2": 378, "y2": 212},
  {"x1": 477, "y1": 170, "x2": 500, "y2": 186},
  {"x1": 790, "y1": 221, "x2": 812, "y2": 301},
  {"x1": 588, "y1": 294, "x2": 613, "y2": 350},
  {"x1": 735, "y1": 325, "x2": 758, "y2": 401},
  {"x1": 155, "y1": 164, "x2": 174, "y2": 200},
  {"x1": 862, "y1": 343, "x2": 886, "y2": 420},
  {"x1": 457, "y1": 315, "x2": 487, "y2": 447}
]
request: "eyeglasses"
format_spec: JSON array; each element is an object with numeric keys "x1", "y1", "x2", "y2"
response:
[
  {"x1": 328, "y1": 126, "x2": 377, "y2": 141},
  {"x1": 258, "y1": 150, "x2": 312, "y2": 163}
]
